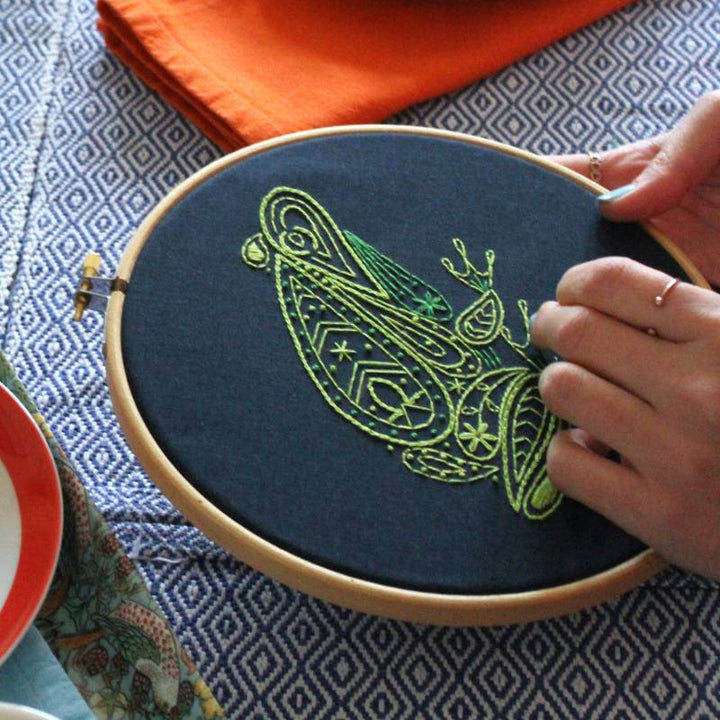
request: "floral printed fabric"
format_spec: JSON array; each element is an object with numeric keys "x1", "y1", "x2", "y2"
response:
[{"x1": 0, "y1": 353, "x2": 223, "y2": 720}]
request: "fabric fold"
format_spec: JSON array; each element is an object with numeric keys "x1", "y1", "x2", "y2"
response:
[{"x1": 98, "y1": 0, "x2": 635, "y2": 151}]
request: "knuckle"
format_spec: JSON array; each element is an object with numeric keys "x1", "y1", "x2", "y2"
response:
[
  {"x1": 701, "y1": 301, "x2": 720, "y2": 331},
  {"x1": 642, "y1": 137, "x2": 663, "y2": 157},
  {"x1": 533, "y1": 300, "x2": 557, "y2": 326},
  {"x1": 675, "y1": 446, "x2": 720, "y2": 489},
  {"x1": 592, "y1": 256, "x2": 637, "y2": 291},
  {"x1": 650, "y1": 148, "x2": 670, "y2": 170},
  {"x1": 559, "y1": 257, "x2": 635, "y2": 305},
  {"x1": 693, "y1": 450, "x2": 720, "y2": 482},
  {"x1": 553, "y1": 306, "x2": 596, "y2": 358},
  {"x1": 539, "y1": 362, "x2": 582, "y2": 412}
]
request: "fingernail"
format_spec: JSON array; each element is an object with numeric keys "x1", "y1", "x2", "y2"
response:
[
  {"x1": 597, "y1": 184, "x2": 635, "y2": 202},
  {"x1": 529, "y1": 309, "x2": 562, "y2": 364}
]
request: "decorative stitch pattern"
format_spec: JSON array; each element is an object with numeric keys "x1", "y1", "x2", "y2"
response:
[{"x1": 241, "y1": 188, "x2": 564, "y2": 520}]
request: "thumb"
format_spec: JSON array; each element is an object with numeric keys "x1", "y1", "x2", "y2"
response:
[{"x1": 599, "y1": 91, "x2": 720, "y2": 222}]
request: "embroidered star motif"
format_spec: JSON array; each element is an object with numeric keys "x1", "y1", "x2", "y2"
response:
[
  {"x1": 448, "y1": 378, "x2": 465, "y2": 395},
  {"x1": 413, "y1": 291, "x2": 445, "y2": 318},
  {"x1": 330, "y1": 340, "x2": 355, "y2": 362},
  {"x1": 387, "y1": 389, "x2": 431, "y2": 424},
  {"x1": 459, "y1": 420, "x2": 497, "y2": 454}
]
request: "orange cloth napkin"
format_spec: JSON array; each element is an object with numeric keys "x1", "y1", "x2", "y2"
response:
[{"x1": 98, "y1": 0, "x2": 635, "y2": 151}]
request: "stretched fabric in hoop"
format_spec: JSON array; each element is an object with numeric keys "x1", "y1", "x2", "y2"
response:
[
  {"x1": 121, "y1": 133, "x2": 687, "y2": 594},
  {"x1": 97, "y1": 0, "x2": 635, "y2": 150}
]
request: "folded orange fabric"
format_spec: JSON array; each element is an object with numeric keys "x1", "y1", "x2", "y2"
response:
[{"x1": 98, "y1": 0, "x2": 635, "y2": 152}]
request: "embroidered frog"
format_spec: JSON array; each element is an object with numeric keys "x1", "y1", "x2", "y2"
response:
[{"x1": 241, "y1": 187, "x2": 563, "y2": 520}]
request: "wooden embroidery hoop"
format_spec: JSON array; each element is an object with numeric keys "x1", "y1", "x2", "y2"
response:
[{"x1": 104, "y1": 125, "x2": 707, "y2": 626}]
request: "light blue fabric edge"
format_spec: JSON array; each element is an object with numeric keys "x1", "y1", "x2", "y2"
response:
[{"x1": 0, "y1": 627, "x2": 93, "y2": 720}]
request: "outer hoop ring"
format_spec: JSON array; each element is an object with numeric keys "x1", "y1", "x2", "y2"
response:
[{"x1": 105, "y1": 125, "x2": 707, "y2": 626}]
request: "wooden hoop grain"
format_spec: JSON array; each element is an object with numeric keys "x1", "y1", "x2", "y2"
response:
[{"x1": 106, "y1": 126, "x2": 706, "y2": 626}]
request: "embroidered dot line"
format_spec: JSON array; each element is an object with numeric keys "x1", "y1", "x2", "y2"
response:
[{"x1": 241, "y1": 187, "x2": 563, "y2": 520}]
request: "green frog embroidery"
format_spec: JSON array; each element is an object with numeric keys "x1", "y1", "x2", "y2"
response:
[{"x1": 241, "y1": 187, "x2": 563, "y2": 520}]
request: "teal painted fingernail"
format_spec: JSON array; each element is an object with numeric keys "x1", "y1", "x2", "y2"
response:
[
  {"x1": 597, "y1": 184, "x2": 635, "y2": 202},
  {"x1": 529, "y1": 312, "x2": 537, "y2": 327}
]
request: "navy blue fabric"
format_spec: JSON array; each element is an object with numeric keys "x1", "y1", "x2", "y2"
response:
[{"x1": 122, "y1": 132, "x2": 685, "y2": 594}]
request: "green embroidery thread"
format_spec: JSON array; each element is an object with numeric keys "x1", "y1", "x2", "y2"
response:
[
  {"x1": 241, "y1": 187, "x2": 564, "y2": 520},
  {"x1": 344, "y1": 230, "x2": 453, "y2": 321}
]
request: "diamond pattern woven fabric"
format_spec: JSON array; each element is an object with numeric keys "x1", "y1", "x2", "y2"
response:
[{"x1": 2, "y1": 0, "x2": 720, "y2": 717}]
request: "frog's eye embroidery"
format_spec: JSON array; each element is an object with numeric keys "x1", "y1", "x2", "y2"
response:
[{"x1": 241, "y1": 187, "x2": 564, "y2": 520}]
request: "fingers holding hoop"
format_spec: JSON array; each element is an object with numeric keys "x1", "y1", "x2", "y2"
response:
[
  {"x1": 530, "y1": 301, "x2": 678, "y2": 404},
  {"x1": 548, "y1": 137, "x2": 667, "y2": 190},
  {"x1": 554, "y1": 257, "x2": 715, "y2": 343}
]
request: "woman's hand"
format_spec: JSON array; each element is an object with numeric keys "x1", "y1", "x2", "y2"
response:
[
  {"x1": 551, "y1": 90, "x2": 720, "y2": 286},
  {"x1": 532, "y1": 91, "x2": 720, "y2": 580},
  {"x1": 531, "y1": 258, "x2": 720, "y2": 579}
]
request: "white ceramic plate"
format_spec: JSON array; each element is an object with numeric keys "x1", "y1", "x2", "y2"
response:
[
  {"x1": 0, "y1": 384, "x2": 62, "y2": 664},
  {"x1": 0, "y1": 704, "x2": 59, "y2": 720},
  {"x1": 0, "y1": 703, "x2": 59, "y2": 720}
]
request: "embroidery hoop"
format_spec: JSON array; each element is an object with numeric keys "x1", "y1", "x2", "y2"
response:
[{"x1": 104, "y1": 126, "x2": 707, "y2": 626}]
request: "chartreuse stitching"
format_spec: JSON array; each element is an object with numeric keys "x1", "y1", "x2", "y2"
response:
[{"x1": 241, "y1": 187, "x2": 564, "y2": 520}]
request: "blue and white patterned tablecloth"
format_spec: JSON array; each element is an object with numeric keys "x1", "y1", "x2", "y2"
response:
[{"x1": 2, "y1": 0, "x2": 720, "y2": 717}]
